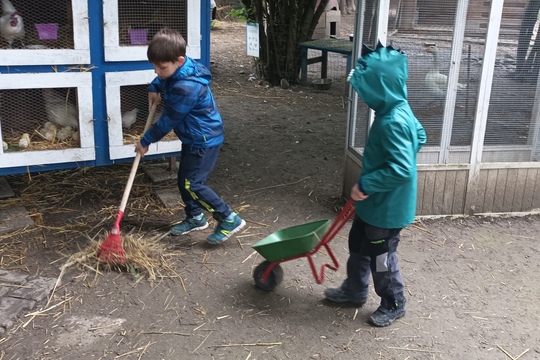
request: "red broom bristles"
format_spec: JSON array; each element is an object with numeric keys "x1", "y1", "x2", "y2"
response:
[{"x1": 97, "y1": 211, "x2": 127, "y2": 265}]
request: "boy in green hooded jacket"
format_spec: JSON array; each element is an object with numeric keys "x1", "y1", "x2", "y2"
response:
[{"x1": 324, "y1": 43, "x2": 427, "y2": 327}]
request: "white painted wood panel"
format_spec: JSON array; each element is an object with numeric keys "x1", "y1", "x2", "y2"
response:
[
  {"x1": 103, "y1": 0, "x2": 201, "y2": 62},
  {"x1": 0, "y1": 0, "x2": 90, "y2": 66},
  {"x1": 0, "y1": 72, "x2": 95, "y2": 168},
  {"x1": 105, "y1": 70, "x2": 182, "y2": 160}
]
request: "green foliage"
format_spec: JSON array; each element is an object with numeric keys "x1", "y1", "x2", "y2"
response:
[{"x1": 225, "y1": 7, "x2": 249, "y2": 21}]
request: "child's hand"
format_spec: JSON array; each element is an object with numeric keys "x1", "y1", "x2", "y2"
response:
[
  {"x1": 351, "y1": 183, "x2": 369, "y2": 201},
  {"x1": 135, "y1": 141, "x2": 149, "y2": 158},
  {"x1": 148, "y1": 92, "x2": 161, "y2": 108}
]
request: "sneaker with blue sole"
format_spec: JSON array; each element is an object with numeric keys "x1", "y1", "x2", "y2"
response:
[
  {"x1": 207, "y1": 213, "x2": 246, "y2": 244},
  {"x1": 171, "y1": 215, "x2": 208, "y2": 236}
]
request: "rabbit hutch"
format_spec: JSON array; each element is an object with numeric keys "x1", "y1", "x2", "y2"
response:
[
  {"x1": 0, "y1": 0, "x2": 209, "y2": 176},
  {"x1": 344, "y1": 0, "x2": 540, "y2": 215}
]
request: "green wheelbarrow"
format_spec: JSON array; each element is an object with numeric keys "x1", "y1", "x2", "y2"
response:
[{"x1": 252, "y1": 200, "x2": 355, "y2": 291}]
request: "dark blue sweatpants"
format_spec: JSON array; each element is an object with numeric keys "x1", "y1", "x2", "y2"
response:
[{"x1": 178, "y1": 143, "x2": 231, "y2": 219}]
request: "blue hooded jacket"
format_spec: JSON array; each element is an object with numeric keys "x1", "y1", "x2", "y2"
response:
[
  {"x1": 348, "y1": 44, "x2": 427, "y2": 228},
  {"x1": 141, "y1": 56, "x2": 224, "y2": 149}
]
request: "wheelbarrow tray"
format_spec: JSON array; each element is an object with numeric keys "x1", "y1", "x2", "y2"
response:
[{"x1": 253, "y1": 219, "x2": 331, "y2": 262}]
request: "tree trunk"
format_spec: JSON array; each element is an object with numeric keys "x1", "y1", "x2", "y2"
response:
[
  {"x1": 242, "y1": 0, "x2": 330, "y2": 86},
  {"x1": 339, "y1": 0, "x2": 356, "y2": 15}
]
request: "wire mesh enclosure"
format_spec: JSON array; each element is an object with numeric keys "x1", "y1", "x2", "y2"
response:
[
  {"x1": 0, "y1": 0, "x2": 74, "y2": 49},
  {"x1": 119, "y1": 84, "x2": 169, "y2": 145},
  {"x1": 117, "y1": 0, "x2": 188, "y2": 47},
  {"x1": 344, "y1": 0, "x2": 540, "y2": 215},
  {"x1": 105, "y1": 70, "x2": 181, "y2": 161},
  {"x1": 0, "y1": 87, "x2": 80, "y2": 153},
  {"x1": 103, "y1": 0, "x2": 198, "y2": 63},
  {"x1": 349, "y1": 0, "x2": 540, "y2": 165},
  {"x1": 0, "y1": 0, "x2": 202, "y2": 174},
  {"x1": 0, "y1": 71, "x2": 94, "y2": 169}
]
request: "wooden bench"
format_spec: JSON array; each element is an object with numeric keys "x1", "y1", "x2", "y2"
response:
[{"x1": 299, "y1": 38, "x2": 354, "y2": 84}]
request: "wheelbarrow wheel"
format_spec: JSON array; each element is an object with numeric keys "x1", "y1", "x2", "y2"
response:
[{"x1": 253, "y1": 261, "x2": 283, "y2": 291}]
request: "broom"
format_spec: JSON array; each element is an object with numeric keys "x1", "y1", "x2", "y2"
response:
[{"x1": 97, "y1": 104, "x2": 158, "y2": 264}]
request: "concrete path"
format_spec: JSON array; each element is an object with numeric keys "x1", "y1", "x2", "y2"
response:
[
  {"x1": 0, "y1": 269, "x2": 55, "y2": 334},
  {"x1": 0, "y1": 177, "x2": 55, "y2": 335}
]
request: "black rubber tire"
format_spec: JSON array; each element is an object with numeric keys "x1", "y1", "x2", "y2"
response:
[{"x1": 253, "y1": 261, "x2": 284, "y2": 291}]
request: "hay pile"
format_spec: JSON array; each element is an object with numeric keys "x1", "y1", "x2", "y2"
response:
[
  {"x1": 1, "y1": 166, "x2": 186, "y2": 288},
  {"x1": 61, "y1": 231, "x2": 183, "y2": 285},
  {"x1": 2, "y1": 131, "x2": 79, "y2": 152}
]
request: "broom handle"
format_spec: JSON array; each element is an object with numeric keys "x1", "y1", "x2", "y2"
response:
[{"x1": 118, "y1": 104, "x2": 157, "y2": 213}]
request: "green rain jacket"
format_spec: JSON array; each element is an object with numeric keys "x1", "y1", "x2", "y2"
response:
[{"x1": 348, "y1": 44, "x2": 427, "y2": 229}]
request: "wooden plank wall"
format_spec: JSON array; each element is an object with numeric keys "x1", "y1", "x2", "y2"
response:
[
  {"x1": 345, "y1": 155, "x2": 540, "y2": 216},
  {"x1": 475, "y1": 167, "x2": 540, "y2": 213},
  {"x1": 416, "y1": 167, "x2": 540, "y2": 215},
  {"x1": 416, "y1": 169, "x2": 468, "y2": 215}
]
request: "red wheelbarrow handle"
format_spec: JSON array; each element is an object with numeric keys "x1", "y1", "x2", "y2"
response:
[
  {"x1": 260, "y1": 200, "x2": 356, "y2": 284},
  {"x1": 307, "y1": 199, "x2": 355, "y2": 284}
]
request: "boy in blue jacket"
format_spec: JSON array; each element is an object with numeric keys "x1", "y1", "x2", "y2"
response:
[
  {"x1": 324, "y1": 43, "x2": 427, "y2": 327},
  {"x1": 135, "y1": 28, "x2": 245, "y2": 244}
]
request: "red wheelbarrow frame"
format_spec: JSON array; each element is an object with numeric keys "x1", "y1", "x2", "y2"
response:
[{"x1": 259, "y1": 199, "x2": 355, "y2": 284}]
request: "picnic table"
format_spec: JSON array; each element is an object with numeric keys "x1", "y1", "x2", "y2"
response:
[{"x1": 299, "y1": 38, "x2": 354, "y2": 84}]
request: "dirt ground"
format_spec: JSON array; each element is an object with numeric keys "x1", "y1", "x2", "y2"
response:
[{"x1": 1, "y1": 20, "x2": 540, "y2": 360}]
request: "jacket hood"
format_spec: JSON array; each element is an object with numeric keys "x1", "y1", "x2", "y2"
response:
[
  {"x1": 348, "y1": 43, "x2": 409, "y2": 113},
  {"x1": 173, "y1": 56, "x2": 212, "y2": 85}
]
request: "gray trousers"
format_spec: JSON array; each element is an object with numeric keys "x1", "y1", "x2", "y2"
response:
[{"x1": 345, "y1": 215, "x2": 406, "y2": 309}]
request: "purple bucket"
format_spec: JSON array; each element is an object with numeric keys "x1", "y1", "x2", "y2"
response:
[
  {"x1": 128, "y1": 29, "x2": 148, "y2": 45},
  {"x1": 35, "y1": 23, "x2": 58, "y2": 40}
]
